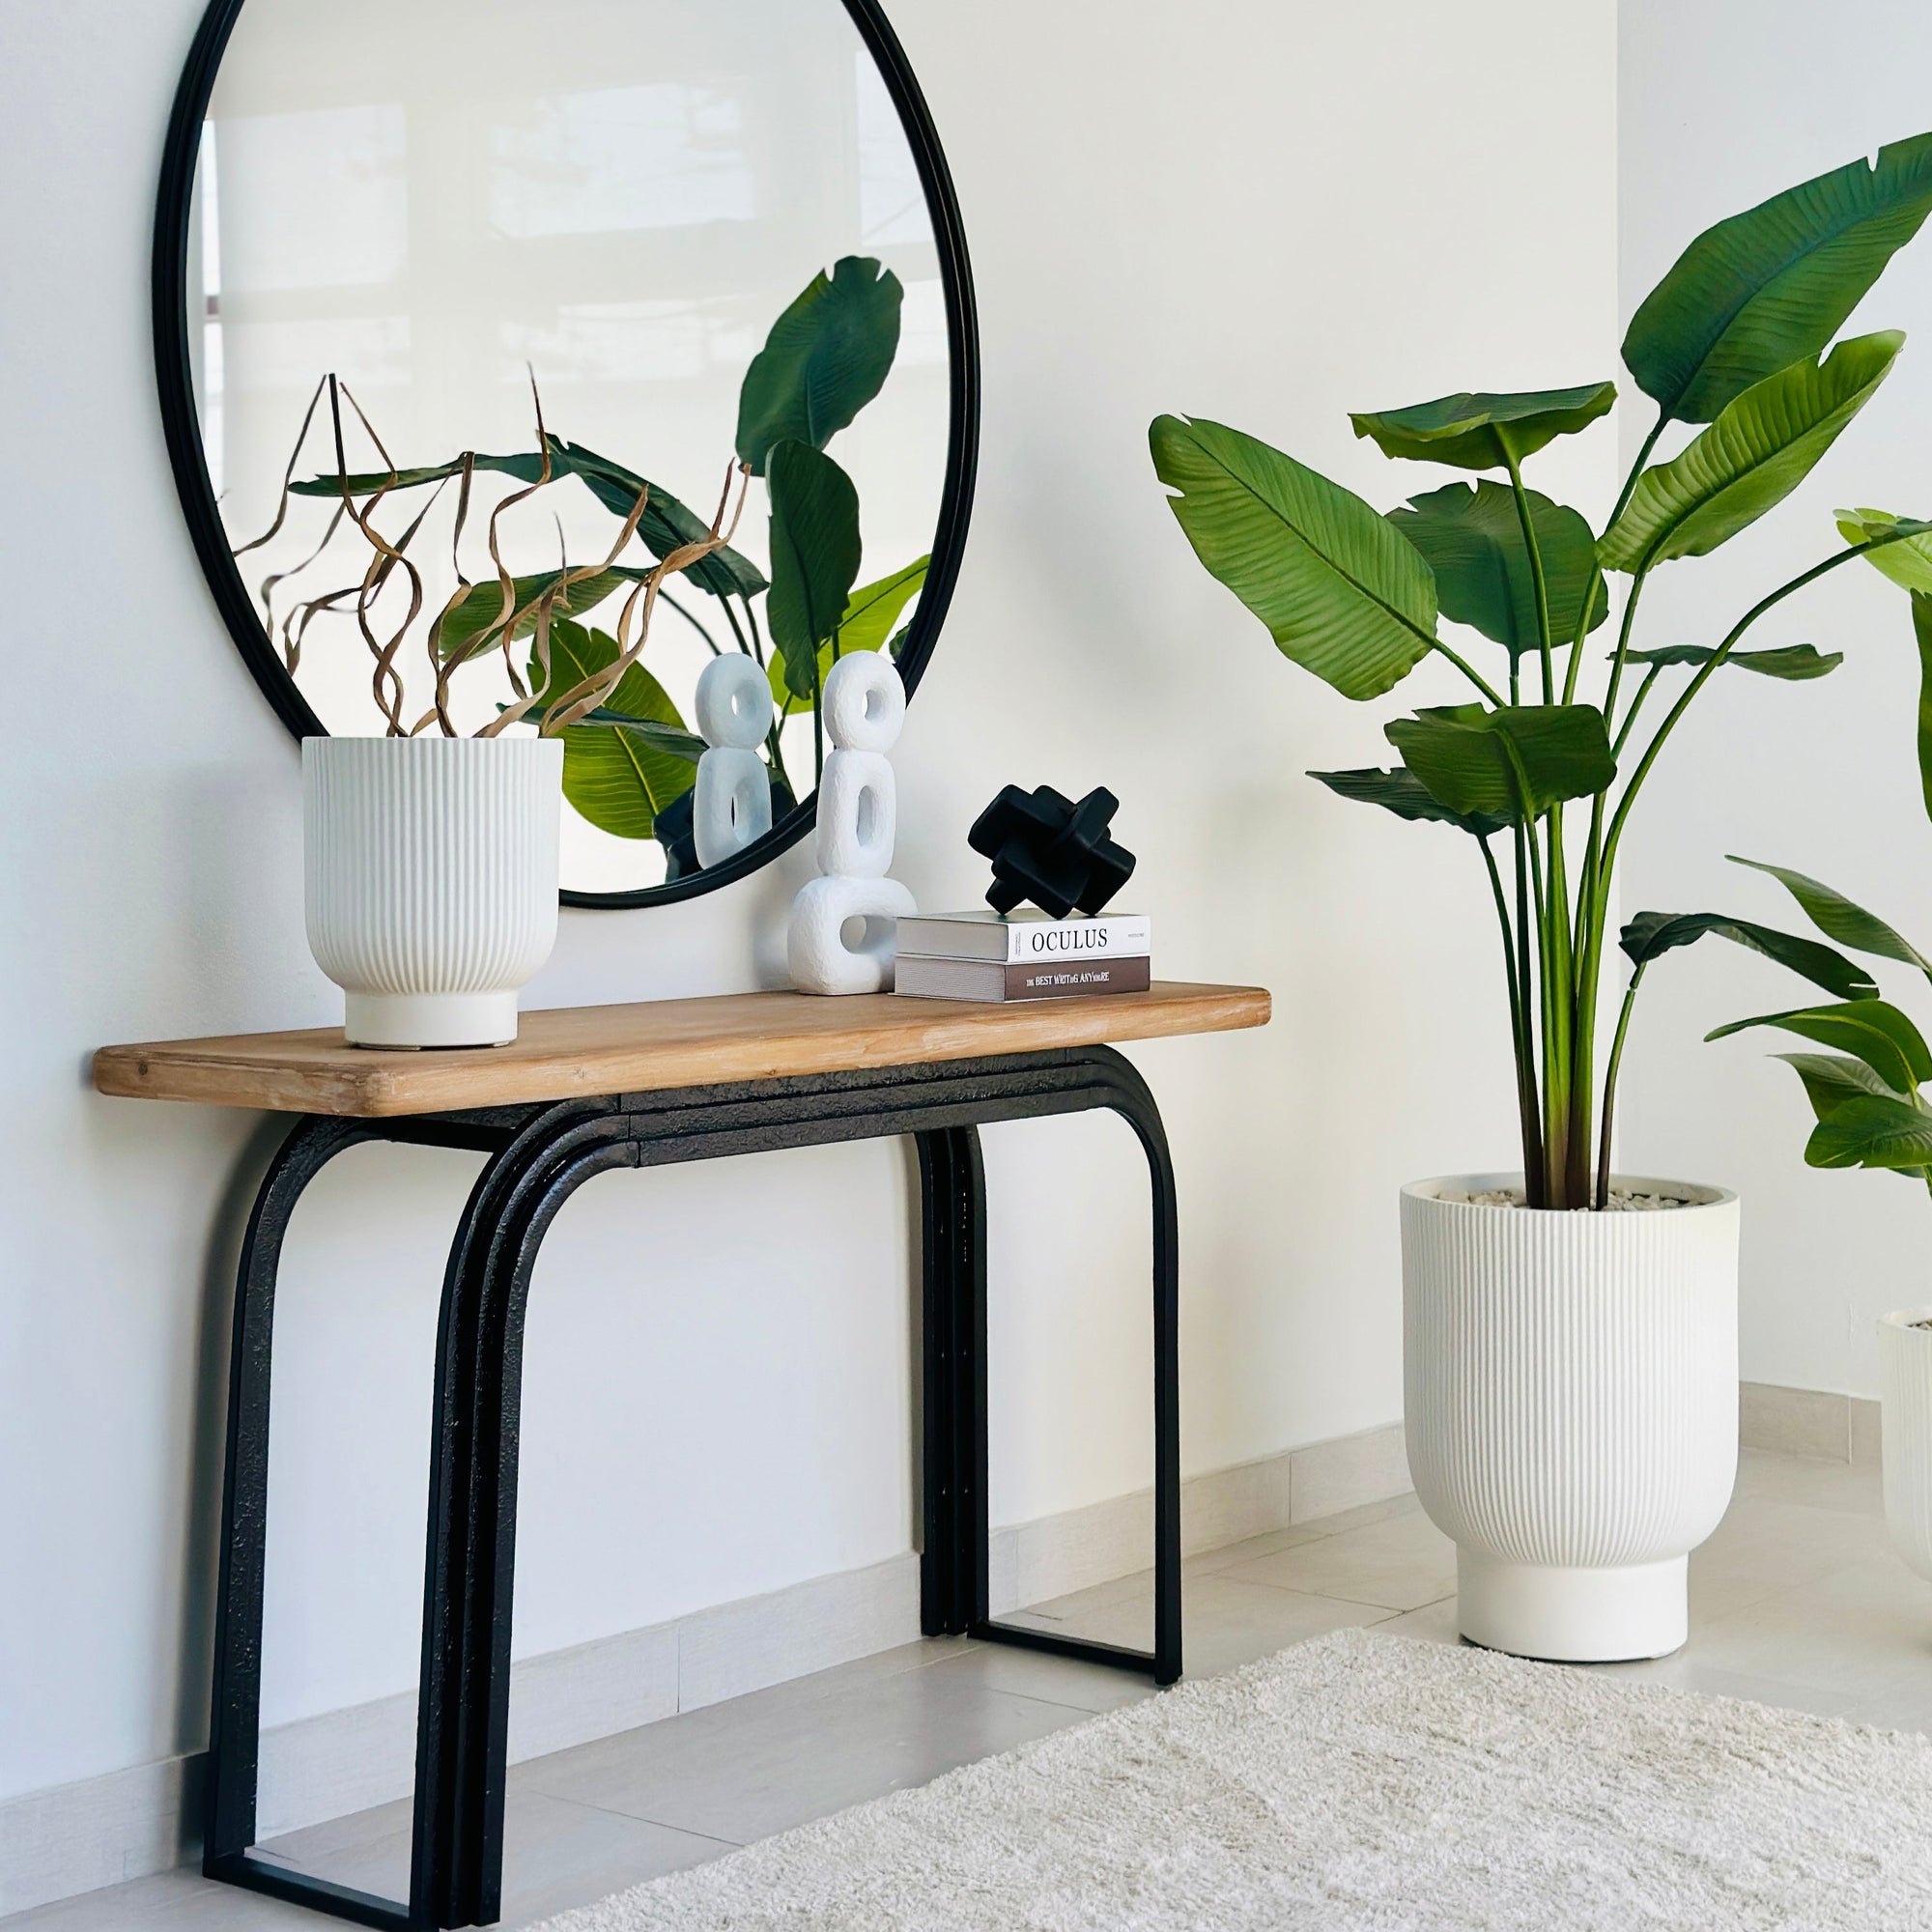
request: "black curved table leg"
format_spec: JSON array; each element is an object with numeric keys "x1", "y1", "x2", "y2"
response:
[
  {"x1": 201, "y1": 1107, "x2": 534, "y2": 1932},
  {"x1": 919, "y1": 1055, "x2": 1181, "y2": 1684},
  {"x1": 203, "y1": 1047, "x2": 1182, "y2": 1930},
  {"x1": 916, "y1": 1123, "x2": 986, "y2": 1638}
]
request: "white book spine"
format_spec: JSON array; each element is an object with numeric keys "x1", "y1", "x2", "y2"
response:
[
  {"x1": 895, "y1": 915, "x2": 1151, "y2": 964},
  {"x1": 995, "y1": 916, "x2": 1151, "y2": 964}
]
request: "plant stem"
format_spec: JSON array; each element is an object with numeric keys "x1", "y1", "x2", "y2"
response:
[
  {"x1": 1568, "y1": 555, "x2": 1657, "y2": 1203},
  {"x1": 661, "y1": 589, "x2": 722, "y2": 656},
  {"x1": 1606, "y1": 411, "x2": 1668, "y2": 538},
  {"x1": 1484, "y1": 836, "x2": 1544, "y2": 1191},
  {"x1": 1602, "y1": 560, "x2": 1654, "y2": 742},
  {"x1": 1559, "y1": 407, "x2": 1663, "y2": 712},
  {"x1": 1610, "y1": 664, "x2": 1662, "y2": 758},
  {"x1": 1514, "y1": 780, "x2": 1565, "y2": 1202},
  {"x1": 1560, "y1": 575, "x2": 1605, "y2": 706},
  {"x1": 1432, "y1": 639, "x2": 1507, "y2": 708},
  {"x1": 1594, "y1": 962, "x2": 1646, "y2": 1210},
  {"x1": 719, "y1": 597, "x2": 753, "y2": 657},
  {"x1": 1512, "y1": 823, "x2": 1546, "y2": 1204},
  {"x1": 765, "y1": 723, "x2": 793, "y2": 798},
  {"x1": 811, "y1": 643, "x2": 824, "y2": 781},
  {"x1": 1548, "y1": 429, "x2": 1662, "y2": 1207},
  {"x1": 1502, "y1": 445, "x2": 1555, "y2": 703},
  {"x1": 1564, "y1": 872, "x2": 1603, "y2": 1208}
]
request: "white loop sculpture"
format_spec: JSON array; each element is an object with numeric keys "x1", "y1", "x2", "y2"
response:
[
  {"x1": 693, "y1": 655, "x2": 775, "y2": 868},
  {"x1": 788, "y1": 652, "x2": 915, "y2": 994}
]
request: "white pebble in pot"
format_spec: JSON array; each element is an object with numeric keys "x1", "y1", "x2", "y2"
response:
[{"x1": 788, "y1": 652, "x2": 916, "y2": 994}]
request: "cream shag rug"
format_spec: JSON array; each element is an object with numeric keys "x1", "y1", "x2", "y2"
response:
[{"x1": 529, "y1": 1627, "x2": 1932, "y2": 1930}]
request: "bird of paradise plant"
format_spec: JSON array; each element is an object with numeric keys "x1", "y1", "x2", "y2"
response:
[{"x1": 1151, "y1": 133, "x2": 1932, "y2": 1209}]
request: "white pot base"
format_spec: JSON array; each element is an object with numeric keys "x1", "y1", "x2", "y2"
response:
[
  {"x1": 345, "y1": 990, "x2": 520, "y2": 1050},
  {"x1": 1457, "y1": 1549, "x2": 1688, "y2": 1662}
]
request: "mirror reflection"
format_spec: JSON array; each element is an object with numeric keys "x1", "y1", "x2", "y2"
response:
[{"x1": 187, "y1": 0, "x2": 957, "y2": 897}]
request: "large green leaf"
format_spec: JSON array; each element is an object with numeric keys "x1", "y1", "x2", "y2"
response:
[
  {"x1": 1805, "y1": 1091, "x2": 1932, "y2": 1171},
  {"x1": 1774, "y1": 1051, "x2": 1903, "y2": 1121},
  {"x1": 526, "y1": 619, "x2": 696, "y2": 839},
  {"x1": 1307, "y1": 765, "x2": 1511, "y2": 838},
  {"x1": 1706, "y1": 999, "x2": 1932, "y2": 1092},
  {"x1": 735, "y1": 257, "x2": 903, "y2": 475},
  {"x1": 1387, "y1": 481, "x2": 1607, "y2": 660},
  {"x1": 768, "y1": 556, "x2": 927, "y2": 708},
  {"x1": 766, "y1": 440, "x2": 862, "y2": 699},
  {"x1": 294, "y1": 441, "x2": 767, "y2": 601},
  {"x1": 436, "y1": 567, "x2": 644, "y2": 667},
  {"x1": 1618, "y1": 910, "x2": 1876, "y2": 999},
  {"x1": 545, "y1": 440, "x2": 767, "y2": 600},
  {"x1": 838, "y1": 556, "x2": 927, "y2": 654},
  {"x1": 1350, "y1": 384, "x2": 1616, "y2": 470},
  {"x1": 1624, "y1": 133, "x2": 1932, "y2": 424},
  {"x1": 1623, "y1": 642, "x2": 1842, "y2": 680},
  {"x1": 290, "y1": 455, "x2": 539, "y2": 497},
  {"x1": 1384, "y1": 703, "x2": 1615, "y2": 823},
  {"x1": 1150, "y1": 414, "x2": 1436, "y2": 701},
  {"x1": 1729, "y1": 856, "x2": 1932, "y2": 974},
  {"x1": 571, "y1": 709, "x2": 707, "y2": 759},
  {"x1": 1600, "y1": 333, "x2": 1902, "y2": 571}
]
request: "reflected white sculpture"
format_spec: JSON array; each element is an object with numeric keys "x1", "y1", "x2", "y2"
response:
[
  {"x1": 788, "y1": 652, "x2": 915, "y2": 994},
  {"x1": 693, "y1": 655, "x2": 775, "y2": 868}
]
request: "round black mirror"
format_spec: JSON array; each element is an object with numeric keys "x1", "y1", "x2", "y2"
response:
[{"x1": 156, "y1": 0, "x2": 977, "y2": 907}]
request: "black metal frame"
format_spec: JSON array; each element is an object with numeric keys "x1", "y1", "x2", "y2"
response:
[
  {"x1": 152, "y1": 0, "x2": 980, "y2": 914},
  {"x1": 203, "y1": 1047, "x2": 1180, "y2": 1929}
]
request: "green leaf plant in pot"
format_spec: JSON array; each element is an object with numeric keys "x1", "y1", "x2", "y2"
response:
[
  {"x1": 1631, "y1": 527, "x2": 1932, "y2": 1596},
  {"x1": 1150, "y1": 132, "x2": 1932, "y2": 1662},
  {"x1": 254, "y1": 255, "x2": 928, "y2": 877},
  {"x1": 272, "y1": 372, "x2": 747, "y2": 1049}
]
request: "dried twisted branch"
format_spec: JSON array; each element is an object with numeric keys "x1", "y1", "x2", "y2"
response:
[
  {"x1": 324, "y1": 377, "x2": 427, "y2": 735},
  {"x1": 520, "y1": 460, "x2": 750, "y2": 738},
  {"x1": 244, "y1": 366, "x2": 732, "y2": 741}
]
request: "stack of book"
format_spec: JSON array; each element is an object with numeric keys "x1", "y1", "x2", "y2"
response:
[{"x1": 894, "y1": 909, "x2": 1151, "y2": 1003}]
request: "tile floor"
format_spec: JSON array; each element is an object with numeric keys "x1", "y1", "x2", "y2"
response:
[{"x1": 10, "y1": 1446, "x2": 1931, "y2": 1929}]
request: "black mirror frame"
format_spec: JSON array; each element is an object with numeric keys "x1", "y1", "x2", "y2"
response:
[{"x1": 154, "y1": 0, "x2": 979, "y2": 911}]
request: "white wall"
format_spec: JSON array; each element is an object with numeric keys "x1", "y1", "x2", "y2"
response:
[
  {"x1": 1617, "y1": 0, "x2": 1932, "y2": 1399},
  {"x1": 0, "y1": 0, "x2": 1615, "y2": 1807}
]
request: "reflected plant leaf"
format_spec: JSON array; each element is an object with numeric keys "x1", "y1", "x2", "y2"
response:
[
  {"x1": 736, "y1": 257, "x2": 904, "y2": 475},
  {"x1": 524, "y1": 619, "x2": 696, "y2": 839}
]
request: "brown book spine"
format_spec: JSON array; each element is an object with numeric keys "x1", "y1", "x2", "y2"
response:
[{"x1": 1005, "y1": 955, "x2": 1151, "y2": 999}]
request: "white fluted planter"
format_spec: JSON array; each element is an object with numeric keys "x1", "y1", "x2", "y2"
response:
[
  {"x1": 1879, "y1": 1309, "x2": 1932, "y2": 1581},
  {"x1": 303, "y1": 735, "x2": 562, "y2": 1048},
  {"x1": 1402, "y1": 1174, "x2": 1739, "y2": 1662}
]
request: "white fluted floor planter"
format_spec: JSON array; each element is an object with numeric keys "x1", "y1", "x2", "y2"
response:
[
  {"x1": 1402, "y1": 1174, "x2": 1739, "y2": 1663},
  {"x1": 303, "y1": 735, "x2": 562, "y2": 1048},
  {"x1": 1879, "y1": 1308, "x2": 1932, "y2": 1581}
]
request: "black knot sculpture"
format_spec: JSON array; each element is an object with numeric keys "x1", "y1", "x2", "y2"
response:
[{"x1": 967, "y1": 784, "x2": 1135, "y2": 919}]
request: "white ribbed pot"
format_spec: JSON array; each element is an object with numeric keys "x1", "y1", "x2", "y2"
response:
[
  {"x1": 303, "y1": 735, "x2": 562, "y2": 1049},
  {"x1": 1878, "y1": 1308, "x2": 1932, "y2": 1581},
  {"x1": 1402, "y1": 1174, "x2": 1739, "y2": 1663}
]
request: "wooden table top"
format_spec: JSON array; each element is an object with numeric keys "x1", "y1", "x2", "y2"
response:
[{"x1": 92, "y1": 982, "x2": 1270, "y2": 1118}]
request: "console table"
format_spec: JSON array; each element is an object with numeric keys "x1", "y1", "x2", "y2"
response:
[{"x1": 94, "y1": 982, "x2": 1269, "y2": 1930}]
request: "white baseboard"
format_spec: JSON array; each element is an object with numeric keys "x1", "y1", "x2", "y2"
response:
[
  {"x1": 1740, "y1": 1380, "x2": 1881, "y2": 1465},
  {"x1": 0, "y1": 1423, "x2": 1409, "y2": 1918},
  {"x1": 2, "y1": 1753, "x2": 198, "y2": 1919}
]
